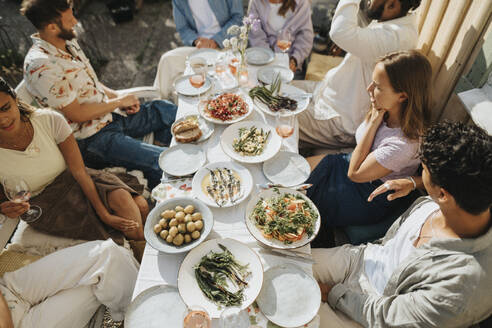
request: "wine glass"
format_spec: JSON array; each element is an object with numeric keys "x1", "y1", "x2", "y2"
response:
[
  {"x1": 276, "y1": 29, "x2": 292, "y2": 54},
  {"x1": 2, "y1": 177, "x2": 42, "y2": 222},
  {"x1": 275, "y1": 113, "x2": 295, "y2": 149},
  {"x1": 189, "y1": 57, "x2": 207, "y2": 104},
  {"x1": 183, "y1": 305, "x2": 211, "y2": 328},
  {"x1": 219, "y1": 307, "x2": 250, "y2": 328}
]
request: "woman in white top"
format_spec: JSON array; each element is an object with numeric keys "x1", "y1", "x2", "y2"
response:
[
  {"x1": 0, "y1": 78, "x2": 148, "y2": 242},
  {"x1": 248, "y1": 0, "x2": 314, "y2": 72}
]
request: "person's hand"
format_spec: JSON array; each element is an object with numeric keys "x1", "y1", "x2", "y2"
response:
[
  {"x1": 367, "y1": 103, "x2": 386, "y2": 127},
  {"x1": 100, "y1": 213, "x2": 140, "y2": 232},
  {"x1": 117, "y1": 94, "x2": 140, "y2": 109},
  {"x1": 196, "y1": 38, "x2": 218, "y2": 49},
  {"x1": 124, "y1": 103, "x2": 140, "y2": 115},
  {"x1": 368, "y1": 178, "x2": 414, "y2": 202},
  {"x1": 318, "y1": 282, "x2": 334, "y2": 302},
  {"x1": 289, "y1": 58, "x2": 297, "y2": 72},
  {"x1": 0, "y1": 201, "x2": 29, "y2": 218}
]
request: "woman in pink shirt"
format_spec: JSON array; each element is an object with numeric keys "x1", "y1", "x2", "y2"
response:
[{"x1": 306, "y1": 50, "x2": 432, "y2": 247}]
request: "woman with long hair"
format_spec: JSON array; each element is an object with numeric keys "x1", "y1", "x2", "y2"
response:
[
  {"x1": 306, "y1": 50, "x2": 432, "y2": 247},
  {"x1": 248, "y1": 0, "x2": 313, "y2": 72},
  {"x1": 0, "y1": 77, "x2": 148, "y2": 243}
]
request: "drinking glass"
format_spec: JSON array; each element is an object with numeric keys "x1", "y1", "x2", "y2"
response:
[
  {"x1": 183, "y1": 305, "x2": 211, "y2": 328},
  {"x1": 275, "y1": 113, "x2": 295, "y2": 149},
  {"x1": 189, "y1": 57, "x2": 207, "y2": 104},
  {"x1": 2, "y1": 177, "x2": 42, "y2": 222},
  {"x1": 215, "y1": 54, "x2": 227, "y2": 77},
  {"x1": 219, "y1": 307, "x2": 250, "y2": 328},
  {"x1": 276, "y1": 29, "x2": 292, "y2": 54}
]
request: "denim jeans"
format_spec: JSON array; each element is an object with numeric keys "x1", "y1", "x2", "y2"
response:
[{"x1": 77, "y1": 100, "x2": 177, "y2": 189}]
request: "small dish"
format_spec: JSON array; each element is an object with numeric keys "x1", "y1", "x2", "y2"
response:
[
  {"x1": 245, "y1": 47, "x2": 275, "y2": 65},
  {"x1": 178, "y1": 238, "x2": 263, "y2": 318},
  {"x1": 192, "y1": 161, "x2": 253, "y2": 208},
  {"x1": 188, "y1": 48, "x2": 220, "y2": 66},
  {"x1": 256, "y1": 263, "x2": 321, "y2": 328},
  {"x1": 158, "y1": 144, "x2": 206, "y2": 176},
  {"x1": 257, "y1": 65, "x2": 294, "y2": 85},
  {"x1": 174, "y1": 74, "x2": 212, "y2": 96},
  {"x1": 144, "y1": 197, "x2": 213, "y2": 254},
  {"x1": 263, "y1": 151, "x2": 311, "y2": 187},
  {"x1": 171, "y1": 115, "x2": 215, "y2": 144},
  {"x1": 125, "y1": 285, "x2": 187, "y2": 328}
]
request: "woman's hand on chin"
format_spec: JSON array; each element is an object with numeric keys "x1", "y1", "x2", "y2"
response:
[
  {"x1": 100, "y1": 213, "x2": 140, "y2": 232},
  {"x1": 368, "y1": 104, "x2": 386, "y2": 126},
  {"x1": 0, "y1": 201, "x2": 29, "y2": 218}
]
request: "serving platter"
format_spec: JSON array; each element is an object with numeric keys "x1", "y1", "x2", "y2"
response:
[
  {"x1": 198, "y1": 90, "x2": 254, "y2": 125},
  {"x1": 177, "y1": 238, "x2": 263, "y2": 318},
  {"x1": 253, "y1": 84, "x2": 310, "y2": 117}
]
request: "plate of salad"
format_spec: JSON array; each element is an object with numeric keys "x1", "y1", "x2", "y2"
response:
[
  {"x1": 199, "y1": 90, "x2": 253, "y2": 125},
  {"x1": 245, "y1": 188, "x2": 321, "y2": 249},
  {"x1": 177, "y1": 238, "x2": 263, "y2": 318}
]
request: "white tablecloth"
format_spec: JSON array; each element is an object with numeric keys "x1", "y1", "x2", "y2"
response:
[{"x1": 132, "y1": 53, "x2": 319, "y2": 328}]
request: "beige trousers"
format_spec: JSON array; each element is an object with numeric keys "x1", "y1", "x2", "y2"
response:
[
  {"x1": 291, "y1": 80, "x2": 356, "y2": 150},
  {"x1": 312, "y1": 246, "x2": 365, "y2": 328},
  {"x1": 0, "y1": 240, "x2": 139, "y2": 328},
  {"x1": 153, "y1": 46, "x2": 196, "y2": 101}
]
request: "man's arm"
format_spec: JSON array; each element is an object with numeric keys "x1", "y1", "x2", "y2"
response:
[
  {"x1": 329, "y1": 0, "x2": 417, "y2": 61},
  {"x1": 0, "y1": 292, "x2": 14, "y2": 328},
  {"x1": 211, "y1": 0, "x2": 244, "y2": 48},
  {"x1": 173, "y1": 0, "x2": 199, "y2": 46}
]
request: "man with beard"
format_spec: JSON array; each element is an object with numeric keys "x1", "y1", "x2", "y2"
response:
[
  {"x1": 20, "y1": 0, "x2": 177, "y2": 189},
  {"x1": 294, "y1": 0, "x2": 421, "y2": 151}
]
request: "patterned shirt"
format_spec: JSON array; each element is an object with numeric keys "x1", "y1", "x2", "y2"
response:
[{"x1": 23, "y1": 34, "x2": 113, "y2": 139}]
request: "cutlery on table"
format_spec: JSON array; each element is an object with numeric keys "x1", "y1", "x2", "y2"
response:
[{"x1": 257, "y1": 183, "x2": 312, "y2": 191}]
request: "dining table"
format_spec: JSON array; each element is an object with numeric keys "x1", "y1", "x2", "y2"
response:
[{"x1": 131, "y1": 51, "x2": 320, "y2": 328}]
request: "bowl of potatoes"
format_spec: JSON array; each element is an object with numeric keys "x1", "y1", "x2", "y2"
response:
[{"x1": 144, "y1": 197, "x2": 214, "y2": 254}]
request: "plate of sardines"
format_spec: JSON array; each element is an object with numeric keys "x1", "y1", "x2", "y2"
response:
[
  {"x1": 191, "y1": 161, "x2": 253, "y2": 208},
  {"x1": 177, "y1": 238, "x2": 263, "y2": 318},
  {"x1": 249, "y1": 75, "x2": 310, "y2": 117}
]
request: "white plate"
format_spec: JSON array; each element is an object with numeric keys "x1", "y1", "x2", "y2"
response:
[
  {"x1": 125, "y1": 285, "x2": 187, "y2": 328},
  {"x1": 245, "y1": 47, "x2": 275, "y2": 65},
  {"x1": 174, "y1": 74, "x2": 212, "y2": 96},
  {"x1": 257, "y1": 65, "x2": 294, "y2": 84},
  {"x1": 171, "y1": 115, "x2": 215, "y2": 143},
  {"x1": 178, "y1": 238, "x2": 263, "y2": 318},
  {"x1": 192, "y1": 161, "x2": 253, "y2": 208},
  {"x1": 144, "y1": 197, "x2": 213, "y2": 254},
  {"x1": 198, "y1": 90, "x2": 254, "y2": 125},
  {"x1": 220, "y1": 121, "x2": 282, "y2": 164},
  {"x1": 263, "y1": 151, "x2": 311, "y2": 187},
  {"x1": 254, "y1": 84, "x2": 310, "y2": 117},
  {"x1": 256, "y1": 263, "x2": 321, "y2": 328},
  {"x1": 245, "y1": 188, "x2": 321, "y2": 249},
  {"x1": 159, "y1": 144, "x2": 206, "y2": 176},
  {"x1": 188, "y1": 48, "x2": 220, "y2": 66}
]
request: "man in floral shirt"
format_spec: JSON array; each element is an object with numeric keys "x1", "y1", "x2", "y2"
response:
[{"x1": 20, "y1": 0, "x2": 177, "y2": 189}]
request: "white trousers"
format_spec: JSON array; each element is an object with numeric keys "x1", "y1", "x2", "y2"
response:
[
  {"x1": 153, "y1": 46, "x2": 196, "y2": 100},
  {"x1": 312, "y1": 246, "x2": 365, "y2": 328},
  {"x1": 0, "y1": 239, "x2": 139, "y2": 328}
]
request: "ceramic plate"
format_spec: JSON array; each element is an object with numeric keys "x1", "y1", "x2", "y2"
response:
[
  {"x1": 188, "y1": 48, "x2": 220, "y2": 66},
  {"x1": 125, "y1": 285, "x2": 187, "y2": 328},
  {"x1": 245, "y1": 47, "x2": 275, "y2": 65},
  {"x1": 257, "y1": 65, "x2": 294, "y2": 85},
  {"x1": 144, "y1": 197, "x2": 213, "y2": 254},
  {"x1": 245, "y1": 188, "x2": 321, "y2": 249},
  {"x1": 171, "y1": 115, "x2": 215, "y2": 144},
  {"x1": 254, "y1": 84, "x2": 310, "y2": 117},
  {"x1": 263, "y1": 151, "x2": 311, "y2": 187},
  {"x1": 198, "y1": 90, "x2": 254, "y2": 125},
  {"x1": 178, "y1": 238, "x2": 263, "y2": 318},
  {"x1": 192, "y1": 161, "x2": 253, "y2": 208},
  {"x1": 256, "y1": 263, "x2": 321, "y2": 328},
  {"x1": 174, "y1": 74, "x2": 212, "y2": 96},
  {"x1": 159, "y1": 144, "x2": 206, "y2": 176},
  {"x1": 220, "y1": 121, "x2": 281, "y2": 164}
]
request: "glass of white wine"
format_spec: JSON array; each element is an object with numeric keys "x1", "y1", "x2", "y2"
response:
[
  {"x1": 276, "y1": 29, "x2": 292, "y2": 54},
  {"x1": 275, "y1": 112, "x2": 295, "y2": 149},
  {"x1": 2, "y1": 177, "x2": 42, "y2": 222},
  {"x1": 183, "y1": 305, "x2": 211, "y2": 328}
]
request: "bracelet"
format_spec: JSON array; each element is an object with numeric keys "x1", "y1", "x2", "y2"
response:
[{"x1": 406, "y1": 176, "x2": 416, "y2": 190}]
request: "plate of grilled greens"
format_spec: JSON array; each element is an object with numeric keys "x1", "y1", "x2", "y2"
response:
[
  {"x1": 220, "y1": 121, "x2": 282, "y2": 164},
  {"x1": 191, "y1": 161, "x2": 253, "y2": 208},
  {"x1": 177, "y1": 238, "x2": 263, "y2": 318},
  {"x1": 245, "y1": 188, "x2": 321, "y2": 249},
  {"x1": 249, "y1": 76, "x2": 310, "y2": 117}
]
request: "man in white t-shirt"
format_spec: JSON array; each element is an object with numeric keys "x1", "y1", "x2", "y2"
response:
[
  {"x1": 312, "y1": 122, "x2": 492, "y2": 328},
  {"x1": 295, "y1": 0, "x2": 421, "y2": 150}
]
